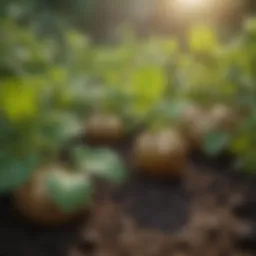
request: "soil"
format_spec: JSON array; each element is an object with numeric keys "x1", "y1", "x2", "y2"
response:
[
  {"x1": 0, "y1": 195, "x2": 84, "y2": 256},
  {"x1": 0, "y1": 136, "x2": 256, "y2": 256},
  {"x1": 69, "y1": 166, "x2": 256, "y2": 256}
]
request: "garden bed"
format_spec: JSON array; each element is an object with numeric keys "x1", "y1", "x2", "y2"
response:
[
  {"x1": 1, "y1": 13, "x2": 256, "y2": 256},
  {"x1": 69, "y1": 161, "x2": 256, "y2": 256},
  {"x1": 1, "y1": 138, "x2": 256, "y2": 256}
]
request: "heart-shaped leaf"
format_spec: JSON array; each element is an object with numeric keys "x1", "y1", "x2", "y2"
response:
[
  {"x1": 72, "y1": 147, "x2": 127, "y2": 185},
  {"x1": 40, "y1": 112, "x2": 82, "y2": 150},
  {"x1": 85, "y1": 148, "x2": 127, "y2": 184},
  {"x1": 203, "y1": 131, "x2": 231, "y2": 156},
  {"x1": 46, "y1": 170, "x2": 93, "y2": 213}
]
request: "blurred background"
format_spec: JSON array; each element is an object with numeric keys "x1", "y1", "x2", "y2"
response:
[
  {"x1": 1, "y1": 1, "x2": 256, "y2": 256},
  {"x1": 1, "y1": 0, "x2": 255, "y2": 42}
]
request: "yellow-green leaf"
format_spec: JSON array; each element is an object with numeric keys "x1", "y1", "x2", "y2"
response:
[
  {"x1": 0, "y1": 80, "x2": 39, "y2": 122},
  {"x1": 188, "y1": 25, "x2": 219, "y2": 53}
]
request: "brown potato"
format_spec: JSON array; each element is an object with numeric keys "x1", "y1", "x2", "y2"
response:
[
  {"x1": 178, "y1": 103, "x2": 238, "y2": 150},
  {"x1": 178, "y1": 103, "x2": 210, "y2": 149},
  {"x1": 14, "y1": 165, "x2": 87, "y2": 225},
  {"x1": 86, "y1": 113, "x2": 124, "y2": 143},
  {"x1": 208, "y1": 104, "x2": 237, "y2": 131},
  {"x1": 133, "y1": 129, "x2": 188, "y2": 178}
]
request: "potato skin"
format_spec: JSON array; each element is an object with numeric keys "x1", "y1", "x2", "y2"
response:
[
  {"x1": 14, "y1": 165, "x2": 86, "y2": 225},
  {"x1": 86, "y1": 113, "x2": 124, "y2": 143},
  {"x1": 178, "y1": 104, "x2": 209, "y2": 149},
  {"x1": 133, "y1": 129, "x2": 188, "y2": 178},
  {"x1": 209, "y1": 104, "x2": 237, "y2": 131},
  {"x1": 178, "y1": 103, "x2": 238, "y2": 150}
]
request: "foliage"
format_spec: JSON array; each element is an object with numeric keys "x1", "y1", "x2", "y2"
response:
[
  {"x1": 0, "y1": 14, "x2": 129, "y2": 212},
  {"x1": 46, "y1": 169, "x2": 93, "y2": 213},
  {"x1": 43, "y1": 146, "x2": 126, "y2": 213},
  {"x1": 181, "y1": 19, "x2": 256, "y2": 173},
  {"x1": 1, "y1": 0, "x2": 256, "y2": 217},
  {"x1": 203, "y1": 131, "x2": 232, "y2": 156},
  {"x1": 72, "y1": 146, "x2": 127, "y2": 185}
]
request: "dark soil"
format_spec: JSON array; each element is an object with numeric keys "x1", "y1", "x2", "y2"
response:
[
  {"x1": 0, "y1": 195, "x2": 83, "y2": 256},
  {"x1": 0, "y1": 136, "x2": 256, "y2": 256},
  {"x1": 69, "y1": 165, "x2": 256, "y2": 256}
]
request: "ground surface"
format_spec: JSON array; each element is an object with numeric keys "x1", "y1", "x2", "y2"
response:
[
  {"x1": 69, "y1": 161, "x2": 256, "y2": 256},
  {"x1": 0, "y1": 140, "x2": 255, "y2": 256}
]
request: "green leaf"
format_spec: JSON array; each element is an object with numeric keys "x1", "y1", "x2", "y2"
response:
[
  {"x1": 231, "y1": 135, "x2": 251, "y2": 154},
  {"x1": 103, "y1": 87, "x2": 131, "y2": 113},
  {"x1": 188, "y1": 25, "x2": 219, "y2": 53},
  {"x1": 158, "y1": 100, "x2": 190, "y2": 121},
  {"x1": 55, "y1": 114, "x2": 82, "y2": 141},
  {"x1": 0, "y1": 153, "x2": 39, "y2": 193},
  {"x1": 0, "y1": 79, "x2": 39, "y2": 122},
  {"x1": 86, "y1": 149, "x2": 127, "y2": 184},
  {"x1": 128, "y1": 65, "x2": 166, "y2": 117},
  {"x1": 40, "y1": 112, "x2": 82, "y2": 150},
  {"x1": 71, "y1": 146, "x2": 91, "y2": 166},
  {"x1": 72, "y1": 147, "x2": 127, "y2": 185},
  {"x1": 46, "y1": 170, "x2": 93, "y2": 213},
  {"x1": 203, "y1": 131, "x2": 231, "y2": 156}
]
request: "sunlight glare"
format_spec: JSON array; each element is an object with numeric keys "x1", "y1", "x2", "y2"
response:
[
  {"x1": 178, "y1": 0, "x2": 204, "y2": 8},
  {"x1": 171, "y1": 0, "x2": 209, "y2": 12}
]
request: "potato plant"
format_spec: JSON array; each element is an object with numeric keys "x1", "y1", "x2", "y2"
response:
[
  {"x1": 132, "y1": 18, "x2": 256, "y2": 178},
  {"x1": 14, "y1": 146, "x2": 126, "y2": 225},
  {"x1": 83, "y1": 35, "x2": 179, "y2": 145},
  {"x1": 171, "y1": 18, "x2": 256, "y2": 176},
  {"x1": 1, "y1": 6, "x2": 256, "y2": 221},
  {"x1": 0, "y1": 18, "x2": 127, "y2": 224}
]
